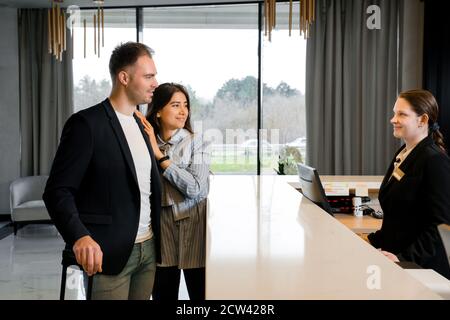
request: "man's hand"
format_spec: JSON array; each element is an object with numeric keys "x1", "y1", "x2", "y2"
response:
[{"x1": 73, "y1": 235, "x2": 103, "y2": 276}]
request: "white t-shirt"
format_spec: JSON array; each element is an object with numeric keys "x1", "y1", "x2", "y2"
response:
[{"x1": 115, "y1": 110, "x2": 152, "y2": 243}]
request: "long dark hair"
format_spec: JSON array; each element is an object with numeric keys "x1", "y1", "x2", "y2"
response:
[
  {"x1": 146, "y1": 83, "x2": 193, "y2": 137},
  {"x1": 399, "y1": 89, "x2": 446, "y2": 153}
]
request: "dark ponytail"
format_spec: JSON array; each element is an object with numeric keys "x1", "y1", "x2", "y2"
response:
[
  {"x1": 431, "y1": 129, "x2": 446, "y2": 153},
  {"x1": 399, "y1": 89, "x2": 446, "y2": 153}
]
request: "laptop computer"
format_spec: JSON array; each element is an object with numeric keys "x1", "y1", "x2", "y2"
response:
[{"x1": 297, "y1": 163, "x2": 336, "y2": 216}]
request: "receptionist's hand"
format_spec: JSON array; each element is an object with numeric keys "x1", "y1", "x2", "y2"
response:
[{"x1": 380, "y1": 250, "x2": 400, "y2": 262}]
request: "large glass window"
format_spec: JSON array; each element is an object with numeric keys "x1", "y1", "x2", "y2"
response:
[
  {"x1": 143, "y1": 5, "x2": 259, "y2": 174},
  {"x1": 72, "y1": 9, "x2": 136, "y2": 112},
  {"x1": 70, "y1": 3, "x2": 307, "y2": 175},
  {"x1": 262, "y1": 2, "x2": 307, "y2": 175}
]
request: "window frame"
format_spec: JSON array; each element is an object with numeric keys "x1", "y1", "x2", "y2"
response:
[{"x1": 76, "y1": 1, "x2": 305, "y2": 175}]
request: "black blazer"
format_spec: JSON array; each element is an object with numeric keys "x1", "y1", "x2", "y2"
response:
[
  {"x1": 43, "y1": 99, "x2": 162, "y2": 275},
  {"x1": 368, "y1": 135, "x2": 450, "y2": 279}
]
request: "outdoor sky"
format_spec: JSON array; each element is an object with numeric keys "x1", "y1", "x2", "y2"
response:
[{"x1": 73, "y1": 27, "x2": 306, "y2": 102}]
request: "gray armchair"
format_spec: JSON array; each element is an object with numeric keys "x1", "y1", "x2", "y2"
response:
[{"x1": 10, "y1": 175, "x2": 51, "y2": 235}]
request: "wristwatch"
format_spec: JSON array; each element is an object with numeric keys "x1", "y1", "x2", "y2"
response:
[{"x1": 158, "y1": 155, "x2": 170, "y2": 164}]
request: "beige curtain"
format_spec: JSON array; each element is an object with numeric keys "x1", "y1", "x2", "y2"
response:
[
  {"x1": 305, "y1": 0, "x2": 402, "y2": 175},
  {"x1": 19, "y1": 9, "x2": 74, "y2": 176}
]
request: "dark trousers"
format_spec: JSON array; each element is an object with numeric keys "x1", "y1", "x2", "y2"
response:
[{"x1": 152, "y1": 266, "x2": 205, "y2": 300}]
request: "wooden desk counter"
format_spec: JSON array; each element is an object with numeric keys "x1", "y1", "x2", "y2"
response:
[
  {"x1": 206, "y1": 175, "x2": 440, "y2": 300},
  {"x1": 286, "y1": 175, "x2": 383, "y2": 233},
  {"x1": 334, "y1": 214, "x2": 382, "y2": 233},
  {"x1": 287, "y1": 175, "x2": 383, "y2": 193}
]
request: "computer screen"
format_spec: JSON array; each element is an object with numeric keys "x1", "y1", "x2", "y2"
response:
[{"x1": 297, "y1": 163, "x2": 334, "y2": 216}]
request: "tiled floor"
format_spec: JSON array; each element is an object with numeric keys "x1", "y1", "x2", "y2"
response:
[{"x1": 0, "y1": 224, "x2": 188, "y2": 300}]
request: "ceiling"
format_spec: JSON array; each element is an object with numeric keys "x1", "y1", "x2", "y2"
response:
[{"x1": 0, "y1": 0, "x2": 259, "y2": 8}]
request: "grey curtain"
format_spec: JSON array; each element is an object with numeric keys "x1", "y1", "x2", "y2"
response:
[
  {"x1": 19, "y1": 9, "x2": 73, "y2": 176},
  {"x1": 305, "y1": 0, "x2": 402, "y2": 175}
]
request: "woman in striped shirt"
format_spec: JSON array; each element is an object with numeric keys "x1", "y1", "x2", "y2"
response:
[{"x1": 137, "y1": 83, "x2": 210, "y2": 300}]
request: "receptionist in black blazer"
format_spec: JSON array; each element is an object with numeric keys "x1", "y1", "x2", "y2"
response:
[{"x1": 367, "y1": 89, "x2": 450, "y2": 279}]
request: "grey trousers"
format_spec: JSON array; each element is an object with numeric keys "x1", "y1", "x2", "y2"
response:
[{"x1": 91, "y1": 237, "x2": 156, "y2": 300}]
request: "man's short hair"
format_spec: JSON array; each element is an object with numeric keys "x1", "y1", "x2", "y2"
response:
[{"x1": 109, "y1": 42, "x2": 154, "y2": 84}]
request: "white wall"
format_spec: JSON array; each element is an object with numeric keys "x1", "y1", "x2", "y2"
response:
[{"x1": 0, "y1": 8, "x2": 20, "y2": 216}]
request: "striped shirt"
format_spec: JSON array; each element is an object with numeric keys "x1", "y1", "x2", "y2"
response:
[{"x1": 157, "y1": 129, "x2": 210, "y2": 269}]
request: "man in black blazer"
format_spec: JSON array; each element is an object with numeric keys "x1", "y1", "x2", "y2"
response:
[{"x1": 43, "y1": 42, "x2": 162, "y2": 299}]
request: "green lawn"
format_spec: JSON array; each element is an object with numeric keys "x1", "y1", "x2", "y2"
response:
[
  {"x1": 208, "y1": 146, "x2": 305, "y2": 174},
  {"x1": 210, "y1": 154, "x2": 278, "y2": 174}
]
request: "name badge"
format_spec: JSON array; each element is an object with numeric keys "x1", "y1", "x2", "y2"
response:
[{"x1": 392, "y1": 167, "x2": 405, "y2": 181}]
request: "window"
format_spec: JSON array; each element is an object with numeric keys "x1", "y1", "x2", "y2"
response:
[
  {"x1": 262, "y1": 2, "x2": 307, "y2": 175},
  {"x1": 72, "y1": 9, "x2": 136, "y2": 112},
  {"x1": 70, "y1": 3, "x2": 307, "y2": 175},
  {"x1": 143, "y1": 4, "x2": 259, "y2": 174}
]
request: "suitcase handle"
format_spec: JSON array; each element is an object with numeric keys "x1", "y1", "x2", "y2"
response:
[{"x1": 60, "y1": 249, "x2": 93, "y2": 300}]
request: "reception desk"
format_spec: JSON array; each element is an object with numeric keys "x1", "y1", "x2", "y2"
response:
[
  {"x1": 288, "y1": 175, "x2": 383, "y2": 233},
  {"x1": 205, "y1": 175, "x2": 441, "y2": 299}
]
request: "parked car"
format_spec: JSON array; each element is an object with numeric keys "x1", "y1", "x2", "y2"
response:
[
  {"x1": 240, "y1": 139, "x2": 272, "y2": 155},
  {"x1": 241, "y1": 139, "x2": 272, "y2": 149},
  {"x1": 286, "y1": 137, "x2": 306, "y2": 148}
]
